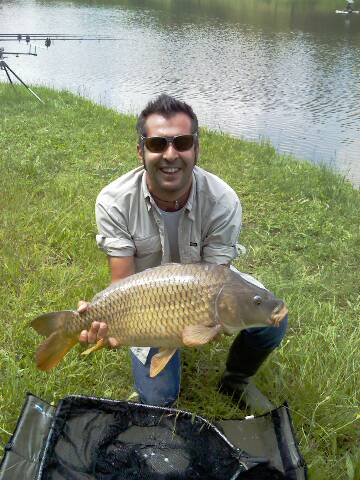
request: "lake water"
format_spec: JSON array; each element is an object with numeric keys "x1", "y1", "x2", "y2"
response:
[{"x1": 1, "y1": 0, "x2": 360, "y2": 187}]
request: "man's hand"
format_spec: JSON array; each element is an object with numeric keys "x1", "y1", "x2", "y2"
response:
[{"x1": 77, "y1": 301, "x2": 120, "y2": 348}]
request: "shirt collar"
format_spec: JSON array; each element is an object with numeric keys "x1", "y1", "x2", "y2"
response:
[
  {"x1": 141, "y1": 169, "x2": 196, "y2": 218},
  {"x1": 141, "y1": 170, "x2": 153, "y2": 212},
  {"x1": 185, "y1": 172, "x2": 196, "y2": 220}
]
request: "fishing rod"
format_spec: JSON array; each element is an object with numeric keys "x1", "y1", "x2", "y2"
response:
[
  {"x1": 0, "y1": 45, "x2": 44, "y2": 103},
  {"x1": 0, "y1": 34, "x2": 120, "y2": 37},
  {"x1": 0, "y1": 34, "x2": 122, "y2": 47},
  {"x1": 0, "y1": 33, "x2": 123, "y2": 102}
]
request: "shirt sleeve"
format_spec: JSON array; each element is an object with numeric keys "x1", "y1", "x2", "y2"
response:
[
  {"x1": 201, "y1": 196, "x2": 242, "y2": 264},
  {"x1": 95, "y1": 202, "x2": 135, "y2": 257}
]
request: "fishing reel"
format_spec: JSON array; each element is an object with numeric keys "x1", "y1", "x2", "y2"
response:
[
  {"x1": 15, "y1": 34, "x2": 53, "y2": 48},
  {"x1": 0, "y1": 33, "x2": 122, "y2": 103}
]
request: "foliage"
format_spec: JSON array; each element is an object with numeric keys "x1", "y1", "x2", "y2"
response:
[{"x1": 0, "y1": 84, "x2": 359, "y2": 479}]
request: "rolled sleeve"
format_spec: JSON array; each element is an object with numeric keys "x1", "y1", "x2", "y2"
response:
[
  {"x1": 95, "y1": 203, "x2": 135, "y2": 257},
  {"x1": 202, "y1": 198, "x2": 242, "y2": 264},
  {"x1": 202, "y1": 244, "x2": 239, "y2": 264}
]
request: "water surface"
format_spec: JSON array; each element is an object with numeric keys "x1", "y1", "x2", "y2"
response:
[{"x1": 1, "y1": 0, "x2": 359, "y2": 186}]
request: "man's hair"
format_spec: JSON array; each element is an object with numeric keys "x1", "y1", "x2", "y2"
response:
[{"x1": 136, "y1": 94, "x2": 199, "y2": 143}]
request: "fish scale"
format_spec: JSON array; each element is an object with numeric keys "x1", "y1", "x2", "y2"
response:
[
  {"x1": 31, "y1": 263, "x2": 288, "y2": 375},
  {"x1": 78, "y1": 265, "x2": 222, "y2": 346}
]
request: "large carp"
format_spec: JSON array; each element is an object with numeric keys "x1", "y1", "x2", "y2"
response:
[{"x1": 31, "y1": 263, "x2": 287, "y2": 377}]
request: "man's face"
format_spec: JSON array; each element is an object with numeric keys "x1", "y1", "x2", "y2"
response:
[{"x1": 137, "y1": 112, "x2": 198, "y2": 200}]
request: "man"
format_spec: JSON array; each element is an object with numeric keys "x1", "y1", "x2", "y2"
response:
[{"x1": 79, "y1": 94, "x2": 287, "y2": 411}]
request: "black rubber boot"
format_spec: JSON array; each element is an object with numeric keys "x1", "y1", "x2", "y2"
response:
[{"x1": 219, "y1": 332, "x2": 275, "y2": 413}]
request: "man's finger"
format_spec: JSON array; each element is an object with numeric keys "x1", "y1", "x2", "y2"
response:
[
  {"x1": 77, "y1": 300, "x2": 89, "y2": 313},
  {"x1": 97, "y1": 322, "x2": 108, "y2": 340},
  {"x1": 79, "y1": 330, "x2": 88, "y2": 344},
  {"x1": 87, "y1": 321, "x2": 100, "y2": 344},
  {"x1": 108, "y1": 337, "x2": 121, "y2": 348}
]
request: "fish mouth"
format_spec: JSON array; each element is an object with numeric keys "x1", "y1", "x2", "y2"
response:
[{"x1": 270, "y1": 303, "x2": 288, "y2": 327}]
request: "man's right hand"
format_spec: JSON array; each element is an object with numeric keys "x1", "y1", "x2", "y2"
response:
[{"x1": 77, "y1": 301, "x2": 120, "y2": 348}]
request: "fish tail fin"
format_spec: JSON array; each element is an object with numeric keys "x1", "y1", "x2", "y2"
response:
[
  {"x1": 35, "y1": 331, "x2": 78, "y2": 371},
  {"x1": 31, "y1": 310, "x2": 75, "y2": 336},
  {"x1": 31, "y1": 310, "x2": 78, "y2": 371}
]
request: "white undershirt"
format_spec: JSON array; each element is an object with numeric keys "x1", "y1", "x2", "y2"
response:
[{"x1": 159, "y1": 208, "x2": 184, "y2": 263}]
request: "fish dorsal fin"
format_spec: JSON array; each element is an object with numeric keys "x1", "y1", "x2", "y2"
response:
[
  {"x1": 182, "y1": 324, "x2": 223, "y2": 347},
  {"x1": 150, "y1": 348, "x2": 177, "y2": 377}
]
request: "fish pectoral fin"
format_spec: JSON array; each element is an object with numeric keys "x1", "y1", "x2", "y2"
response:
[
  {"x1": 182, "y1": 324, "x2": 223, "y2": 347},
  {"x1": 150, "y1": 348, "x2": 177, "y2": 378},
  {"x1": 81, "y1": 338, "x2": 106, "y2": 356}
]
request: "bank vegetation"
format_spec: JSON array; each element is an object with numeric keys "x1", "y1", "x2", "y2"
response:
[{"x1": 0, "y1": 84, "x2": 359, "y2": 479}]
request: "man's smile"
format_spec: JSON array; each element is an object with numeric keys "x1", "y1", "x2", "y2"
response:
[
  {"x1": 159, "y1": 167, "x2": 182, "y2": 175},
  {"x1": 140, "y1": 112, "x2": 197, "y2": 196}
]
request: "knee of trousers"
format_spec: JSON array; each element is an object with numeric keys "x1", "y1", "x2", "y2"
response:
[
  {"x1": 242, "y1": 314, "x2": 288, "y2": 351},
  {"x1": 131, "y1": 348, "x2": 181, "y2": 407},
  {"x1": 139, "y1": 387, "x2": 180, "y2": 407}
]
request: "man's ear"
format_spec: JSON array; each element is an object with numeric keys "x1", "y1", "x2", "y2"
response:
[{"x1": 137, "y1": 143, "x2": 144, "y2": 163}]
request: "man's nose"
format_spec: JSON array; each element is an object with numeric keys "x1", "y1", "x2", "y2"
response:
[{"x1": 162, "y1": 142, "x2": 179, "y2": 160}]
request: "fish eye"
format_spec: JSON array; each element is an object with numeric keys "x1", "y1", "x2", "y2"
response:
[{"x1": 253, "y1": 295, "x2": 262, "y2": 305}]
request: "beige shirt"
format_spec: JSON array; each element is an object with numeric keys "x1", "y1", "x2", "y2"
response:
[{"x1": 95, "y1": 166, "x2": 242, "y2": 270}]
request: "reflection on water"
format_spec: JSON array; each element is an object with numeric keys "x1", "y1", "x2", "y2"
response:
[{"x1": 1, "y1": 0, "x2": 359, "y2": 186}]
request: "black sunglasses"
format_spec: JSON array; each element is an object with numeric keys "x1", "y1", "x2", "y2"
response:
[{"x1": 141, "y1": 133, "x2": 198, "y2": 153}]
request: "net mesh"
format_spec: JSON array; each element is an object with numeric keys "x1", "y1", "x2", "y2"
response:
[{"x1": 39, "y1": 396, "x2": 286, "y2": 479}]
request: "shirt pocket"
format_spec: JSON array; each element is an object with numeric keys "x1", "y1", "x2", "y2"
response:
[
  {"x1": 133, "y1": 234, "x2": 162, "y2": 258},
  {"x1": 187, "y1": 238, "x2": 202, "y2": 263}
]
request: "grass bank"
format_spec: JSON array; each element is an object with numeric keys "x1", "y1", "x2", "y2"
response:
[{"x1": 0, "y1": 84, "x2": 359, "y2": 479}]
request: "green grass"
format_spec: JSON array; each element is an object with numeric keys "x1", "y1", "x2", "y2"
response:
[{"x1": 0, "y1": 83, "x2": 359, "y2": 479}]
